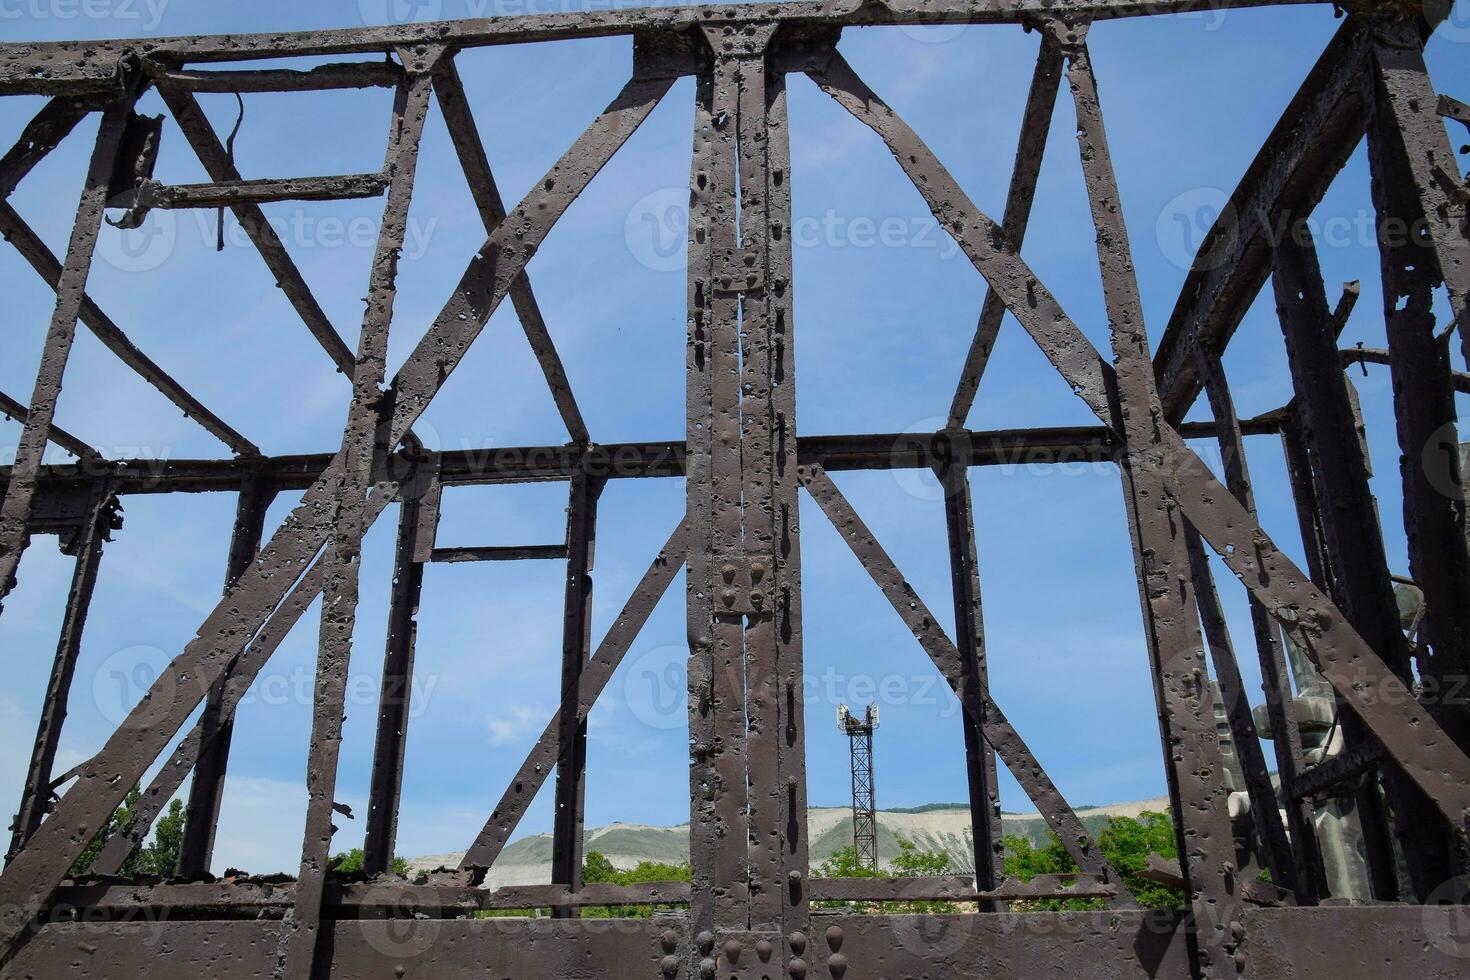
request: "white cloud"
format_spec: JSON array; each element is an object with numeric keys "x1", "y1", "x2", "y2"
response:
[{"x1": 485, "y1": 704, "x2": 549, "y2": 747}]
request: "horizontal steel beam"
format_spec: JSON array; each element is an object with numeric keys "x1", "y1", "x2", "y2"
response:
[
  {"x1": 152, "y1": 62, "x2": 403, "y2": 93},
  {"x1": 9, "y1": 906, "x2": 1468, "y2": 978},
  {"x1": 429, "y1": 544, "x2": 568, "y2": 562},
  {"x1": 1342, "y1": 345, "x2": 1470, "y2": 393},
  {"x1": 0, "y1": 418, "x2": 1287, "y2": 496},
  {"x1": 0, "y1": 1, "x2": 1320, "y2": 95},
  {"x1": 122, "y1": 173, "x2": 387, "y2": 210}
]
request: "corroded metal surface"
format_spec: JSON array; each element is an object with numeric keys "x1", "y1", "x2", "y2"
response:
[{"x1": 0, "y1": 3, "x2": 1466, "y2": 977}]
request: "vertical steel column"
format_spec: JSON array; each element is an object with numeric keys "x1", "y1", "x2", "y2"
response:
[
  {"x1": 1271, "y1": 225, "x2": 1445, "y2": 900},
  {"x1": 1193, "y1": 350, "x2": 1323, "y2": 901},
  {"x1": 278, "y1": 60, "x2": 436, "y2": 979},
  {"x1": 551, "y1": 469, "x2": 602, "y2": 915},
  {"x1": 361, "y1": 478, "x2": 430, "y2": 877},
  {"x1": 1364, "y1": 56, "x2": 1470, "y2": 756},
  {"x1": 1054, "y1": 24, "x2": 1241, "y2": 975},
  {"x1": 939, "y1": 464, "x2": 1002, "y2": 897},
  {"x1": 1279, "y1": 413, "x2": 1334, "y2": 593},
  {"x1": 1366, "y1": 19, "x2": 1470, "y2": 368},
  {"x1": 176, "y1": 469, "x2": 276, "y2": 877},
  {"x1": 6, "y1": 485, "x2": 115, "y2": 864},
  {"x1": 687, "y1": 21, "x2": 807, "y2": 974},
  {"x1": 0, "y1": 88, "x2": 135, "y2": 607}
]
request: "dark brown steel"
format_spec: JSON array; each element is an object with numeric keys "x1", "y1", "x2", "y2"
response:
[
  {"x1": 550, "y1": 471, "x2": 602, "y2": 915},
  {"x1": 2, "y1": 6, "x2": 1469, "y2": 977}
]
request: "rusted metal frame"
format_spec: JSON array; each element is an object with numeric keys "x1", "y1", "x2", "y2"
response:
[
  {"x1": 1153, "y1": 19, "x2": 1374, "y2": 423},
  {"x1": 1442, "y1": 93, "x2": 1470, "y2": 130},
  {"x1": 1053, "y1": 27, "x2": 1240, "y2": 971},
  {"x1": 3, "y1": 418, "x2": 1291, "y2": 498},
  {"x1": 808, "y1": 41, "x2": 1470, "y2": 854},
  {"x1": 1182, "y1": 522, "x2": 1302, "y2": 895},
  {"x1": 0, "y1": 389, "x2": 98, "y2": 460},
  {"x1": 936, "y1": 463, "x2": 1002, "y2": 901},
  {"x1": 276, "y1": 60, "x2": 436, "y2": 979},
  {"x1": 797, "y1": 463, "x2": 1137, "y2": 907},
  {"x1": 0, "y1": 95, "x2": 96, "y2": 199},
  {"x1": 0, "y1": 202, "x2": 259, "y2": 456},
  {"x1": 1366, "y1": 18, "x2": 1470, "y2": 362},
  {"x1": 4, "y1": 484, "x2": 114, "y2": 864},
  {"x1": 1364, "y1": 50, "x2": 1470, "y2": 756},
  {"x1": 684, "y1": 31, "x2": 753, "y2": 950},
  {"x1": 757, "y1": 61, "x2": 813, "y2": 948},
  {"x1": 1279, "y1": 412, "x2": 1333, "y2": 591},
  {"x1": 175, "y1": 469, "x2": 278, "y2": 877},
  {"x1": 0, "y1": 77, "x2": 671, "y2": 937},
  {"x1": 550, "y1": 470, "x2": 603, "y2": 916},
  {"x1": 458, "y1": 519, "x2": 688, "y2": 869},
  {"x1": 946, "y1": 32, "x2": 1064, "y2": 428},
  {"x1": 428, "y1": 544, "x2": 569, "y2": 562},
  {"x1": 0, "y1": 0, "x2": 1322, "y2": 94},
  {"x1": 17, "y1": 907, "x2": 1470, "y2": 980},
  {"x1": 1342, "y1": 345, "x2": 1470, "y2": 392},
  {"x1": 1271, "y1": 226, "x2": 1452, "y2": 900},
  {"x1": 118, "y1": 171, "x2": 390, "y2": 210},
  {"x1": 361, "y1": 474, "x2": 431, "y2": 877},
  {"x1": 1193, "y1": 348, "x2": 1323, "y2": 903},
  {"x1": 430, "y1": 56, "x2": 590, "y2": 445},
  {"x1": 0, "y1": 85, "x2": 138, "y2": 608},
  {"x1": 153, "y1": 62, "x2": 404, "y2": 93},
  {"x1": 91, "y1": 488, "x2": 395, "y2": 877},
  {"x1": 155, "y1": 85, "x2": 357, "y2": 376},
  {"x1": 683, "y1": 56, "x2": 724, "y2": 949}
]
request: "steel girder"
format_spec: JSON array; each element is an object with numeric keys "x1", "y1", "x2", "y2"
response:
[{"x1": 0, "y1": 3, "x2": 1467, "y2": 978}]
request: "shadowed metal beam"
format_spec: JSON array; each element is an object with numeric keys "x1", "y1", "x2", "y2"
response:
[
  {"x1": 154, "y1": 62, "x2": 403, "y2": 93},
  {"x1": 1341, "y1": 345, "x2": 1470, "y2": 392},
  {"x1": 432, "y1": 57, "x2": 590, "y2": 444},
  {"x1": 946, "y1": 33, "x2": 1063, "y2": 428},
  {"x1": 0, "y1": 202, "x2": 260, "y2": 456},
  {"x1": 0, "y1": 95, "x2": 95, "y2": 199}
]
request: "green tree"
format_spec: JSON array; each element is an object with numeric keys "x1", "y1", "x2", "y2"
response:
[
  {"x1": 135, "y1": 799, "x2": 184, "y2": 876},
  {"x1": 815, "y1": 835, "x2": 955, "y2": 913},
  {"x1": 330, "y1": 847, "x2": 409, "y2": 877},
  {"x1": 1001, "y1": 810, "x2": 1185, "y2": 911},
  {"x1": 69, "y1": 786, "x2": 142, "y2": 877},
  {"x1": 578, "y1": 851, "x2": 692, "y2": 918}
]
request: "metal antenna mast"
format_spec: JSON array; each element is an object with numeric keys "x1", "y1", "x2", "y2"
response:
[{"x1": 838, "y1": 703, "x2": 880, "y2": 872}]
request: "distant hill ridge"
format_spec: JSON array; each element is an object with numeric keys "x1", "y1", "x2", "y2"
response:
[{"x1": 406, "y1": 797, "x2": 1170, "y2": 887}]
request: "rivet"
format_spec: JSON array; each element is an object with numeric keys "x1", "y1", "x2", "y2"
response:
[
  {"x1": 788, "y1": 956, "x2": 808, "y2": 979},
  {"x1": 788, "y1": 931, "x2": 807, "y2": 955},
  {"x1": 723, "y1": 939, "x2": 741, "y2": 963},
  {"x1": 829, "y1": 952, "x2": 848, "y2": 978},
  {"x1": 697, "y1": 931, "x2": 715, "y2": 955},
  {"x1": 788, "y1": 869, "x2": 802, "y2": 883},
  {"x1": 699, "y1": 957, "x2": 717, "y2": 979},
  {"x1": 661, "y1": 955, "x2": 681, "y2": 977},
  {"x1": 756, "y1": 939, "x2": 774, "y2": 961},
  {"x1": 661, "y1": 930, "x2": 678, "y2": 953},
  {"x1": 824, "y1": 925, "x2": 844, "y2": 951}
]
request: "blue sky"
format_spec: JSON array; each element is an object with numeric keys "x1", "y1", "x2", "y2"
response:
[{"x1": 1, "y1": 1, "x2": 1467, "y2": 875}]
